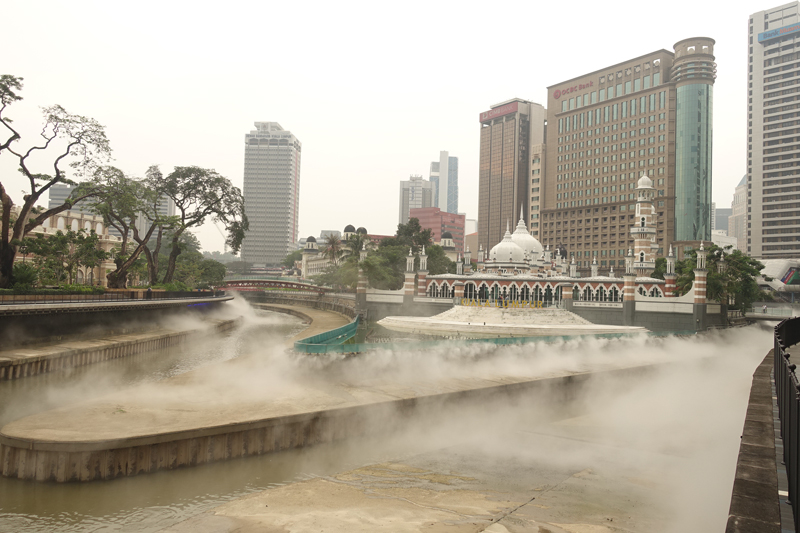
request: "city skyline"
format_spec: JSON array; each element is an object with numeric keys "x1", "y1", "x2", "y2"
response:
[{"x1": 2, "y1": 1, "x2": 751, "y2": 254}]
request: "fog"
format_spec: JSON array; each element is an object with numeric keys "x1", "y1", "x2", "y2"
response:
[{"x1": 0, "y1": 299, "x2": 773, "y2": 531}]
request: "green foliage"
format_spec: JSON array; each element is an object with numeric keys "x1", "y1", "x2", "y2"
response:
[
  {"x1": 226, "y1": 260, "x2": 252, "y2": 275},
  {"x1": 1, "y1": 75, "x2": 111, "y2": 289},
  {"x1": 282, "y1": 249, "x2": 303, "y2": 269},
  {"x1": 674, "y1": 244, "x2": 765, "y2": 310},
  {"x1": 313, "y1": 255, "x2": 360, "y2": 290},
  {"x1": 425, "y1": 244, "x2": 455, "y2": 275},
  {"x1": 322, "y1": 234, "x2": 344, "y2": 266},
  {"x1": 651, "y1": 257, "x2": 666, "y2": 280},
  {"x1": 0, "y1": 285, "x2": 105, "y2": 295},
  {"x1": 19, "y1": 229, "x2": 109, "y2": 285},
  {"x1": 11, "y1": 262, "x2": 38, "y2": 288}
]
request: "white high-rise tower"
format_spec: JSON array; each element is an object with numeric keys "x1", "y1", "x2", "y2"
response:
[
  {"x1": 241, "y1": 122, "x2": 302, "y2": 267},
  {"x1": 748, "y1": 3, "x2": 800, "y2": 258}
]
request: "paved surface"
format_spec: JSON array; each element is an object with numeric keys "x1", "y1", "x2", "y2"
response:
[
  {"x1": 252, "y1": 303, "x2": 350, "y2": 346},
  {"x1": 379, "y1": 307, "x2": 646, "y2": 337}
]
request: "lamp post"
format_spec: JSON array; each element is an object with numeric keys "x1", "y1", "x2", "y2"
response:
[{"x1": 19, "y1": 245, "x2": 28, "y2": 264}]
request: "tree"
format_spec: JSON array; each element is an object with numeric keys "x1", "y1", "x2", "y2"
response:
[
  {"x1": 151, "y1": 166, "x2": 247, "y2": 283},
  {"x1": 651, "y1": 257, "x2": 667, "y2": 280},
  {"x1": 282, "y1": 249, "x2": 302, "y2": 269},
  {"x1": 87, "y1": 166, "x2": 174, "y2": 288},
  {"x1": 674, "y1": 244, "x2": 765, "y2": 310},
  {"x1": 20, "y1": 229, "x2": 109, "y2": 285},
  {"x1": 322, "y1": 234, "x2": 344, "y2": 266},
  {"x1": 0, "y1": 75, "x2": 111, "y2": 288},
  {"x1": 11, "y1": 262, "x2": 38, "y2": 288},
  {"x1": 226, "y1": 260, "x2": 252, "y2": 275},
  {"x1": 426, "y1": 244, "x2": 455, "y2": 275}
]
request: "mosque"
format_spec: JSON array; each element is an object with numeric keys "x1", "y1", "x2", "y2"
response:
[{"x1": 356, "y1": 174, "x2": 724, "y2": 332}]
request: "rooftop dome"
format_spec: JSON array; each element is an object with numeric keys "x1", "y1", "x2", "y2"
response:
[
  {"x1": 489, "y1": 223, "x2": 525, "y2": 263},
  {"x1": 344, "y1": 224, "x2": 356, "y2": 233},
  {"x1": 636, "y1": 174, "x2": 654, "y2": 189},
  {"x1": 356, "y1": 227, "x2": 368, "y2": 234},
  {"x1": 510, "y1": 213, "x2": 543, "y2": 258},
  {"x1": 441, "y1": 231, "x2": 453, "y2": 239},
  {"x1": 306, "y1": 236, "x2": 316, "y2": 243}
]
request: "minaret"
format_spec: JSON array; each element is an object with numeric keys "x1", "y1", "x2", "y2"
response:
[
  {"x1": 356, "y1": 243, "x2": 368, "y2": 312},
  {"x1": 664, "y1": 245, "x2": 677, "y2": 297},
  {"x1": 464, "y1": 246, "x2": 472, "y2": 274},
  {"x1": 591, "y1": 256, "x2": 598, "y2": 278},
  {"x1": 456, "y1": 252, "x2": 463, "y2": 276},
  {"x1": 569, "y1": 255, "x2": 577, "y2": 278},
  {"x1": 631, "y1": 173, "x2": 657, "y2": 277},
  {"x1": 417, "y1": 246, "x2": 428, "y2": 297},
  {"x1": 622, "y1": 248, "x2": 637, "y2": 326},
  {"x1": 477, "y1": 244, "x2": 484, "y2": 271},
  {"x1": 693, "y1": 241, "x2": 708, "y2": 331},
  {"x1": 404, "y1": 247, "x2": 415, "y2": 302}
]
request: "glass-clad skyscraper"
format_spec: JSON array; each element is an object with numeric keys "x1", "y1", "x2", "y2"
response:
[
  {"x1": 241, "y1": 122, "x2": 302, "y2": 267},
  {"x1": 672, "y1": 38, "x2": 716, "y2": 242}
]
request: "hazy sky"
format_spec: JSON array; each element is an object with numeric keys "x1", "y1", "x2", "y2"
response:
[{"x1": 2, "y1": 0, "x2": 761, "y2": 253}]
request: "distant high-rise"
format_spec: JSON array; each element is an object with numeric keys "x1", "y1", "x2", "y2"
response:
[
  {"x1": 48, "y1": 183, "x2": 174, "y2": 239},
  {"x1": 48, "y1": 183, "x2": 90, "y2": 214},
  {"x1": 478, "y1": 99, "x2": 546, "y2": 252},
  {"x1": 241, "y1": 122, "x2": 302, "y2": 267},
  {"x1": 399, "y1": 175, "x2": 434, "y2": 225},
  {"x1": 748, "y1": 3, "x2": 800, "y2": 258},
  {"x1": 429, "y1": 151, "x2": 458, "y2": 214},
  {"x1": 729, "y1": 175, "x2": 748, "y2": 252}
]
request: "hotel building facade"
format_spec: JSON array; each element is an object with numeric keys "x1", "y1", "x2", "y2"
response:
[
  {"x1": 748, "y1": 2, "x2": 800, "y2": 259},
  {"x1": 541, "y1": 38, "x2": 716, "y2": 270},
  {"x1": 241, "y1": 122, "x2": 302, "y2": 267}
]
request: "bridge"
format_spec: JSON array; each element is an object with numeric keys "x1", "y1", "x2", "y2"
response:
[{"x1": 223, "y1": 279, "x2": 332, "y2": 293}]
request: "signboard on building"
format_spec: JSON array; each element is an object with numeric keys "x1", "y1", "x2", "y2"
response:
[
  {"x1": 759, "y1": 22, "x2": 800, "y2": 42},
  {"x1": 479, "y1": 101, "x2": 519, "y2": 122}
]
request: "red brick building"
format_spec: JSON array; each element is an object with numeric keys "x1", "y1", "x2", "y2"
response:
[{"x1": 410, "y1": 207, "x2": 465, "y2": 253}]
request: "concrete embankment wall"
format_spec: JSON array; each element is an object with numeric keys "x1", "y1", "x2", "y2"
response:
[
  {"x1": 0, "y1": 299, "x2": 231, "y2": 348},
  {"x1": 0, "y1": 318, "x2": 240, "y2": 381},
  {"x1": 240, "y1": 292, "x2": 357, "y2": 319},
  {"x1": 0, "y1": 364, "x2": 655, "y2": 482}
]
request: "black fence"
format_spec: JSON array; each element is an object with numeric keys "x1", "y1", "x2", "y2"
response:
[
  {"x1": 0, "y1": 290, "x2": 227, "y2": 306},
  {"x1": 774, "y1": 315, "x2": 800, "y2": 528}
]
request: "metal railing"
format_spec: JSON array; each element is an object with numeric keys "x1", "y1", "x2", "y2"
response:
[
  {"x1": 294, "y1": 316, "x2": 361, "y2": 353},
  {"x1": 774, "y1": 315, "x2": 800, "y2": 528},
  {"x1": 752, "y1": 306, "x2": 798, "y2": 318},
  {"x1": 0, "y1": 290, "x2": 227, "y2": 306}
]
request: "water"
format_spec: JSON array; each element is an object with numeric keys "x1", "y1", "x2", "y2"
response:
[{"x1": 0, "y1": 310, "x2": 404, "y2": 532}]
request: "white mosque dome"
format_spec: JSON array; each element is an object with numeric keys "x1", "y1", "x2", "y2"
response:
[
  {"x1": 489, "y1": 225, "x2": 525, "y2": 263},
  {"x1": 637, "y1": 174, "x2": 654, "y2": 189},
  {"x1": 511, "y1": 215, "x2": 544, "y2": 257}
]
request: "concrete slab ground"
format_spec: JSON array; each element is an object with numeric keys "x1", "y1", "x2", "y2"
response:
[{"x1": 159, "y1": 405, "x2": 705, "y2": 533}]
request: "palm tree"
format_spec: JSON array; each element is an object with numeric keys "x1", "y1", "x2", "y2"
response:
[{"x1": 323, "y1": 234, "x2": 343, "y2": 266}]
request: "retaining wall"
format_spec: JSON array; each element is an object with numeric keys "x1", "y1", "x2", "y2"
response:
[
  {"x1": 0, "y1": 318, "x2": 240, "y2": 381},
  {"x1": 0, "y1": 364, "x2": 655, "y2": 482}
]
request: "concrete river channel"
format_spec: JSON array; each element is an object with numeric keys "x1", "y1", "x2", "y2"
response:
[
  {"x1": 0, "y1": 310, "x2": 357, "y2": 532},
  {"x1": 0, "y1": 304, "x2": 773, "y2": 532}
]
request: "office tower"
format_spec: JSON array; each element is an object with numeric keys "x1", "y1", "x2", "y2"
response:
[
  {"x1": 478, "y1": 99, "x2": 546, "y2": 252},
  {"x1": 241, "y1": 122, "x2": 302, "y2": 267},
  {"x1": 729, "y1": 175, "x2": 748, "y2": 252},
  {"x1": 410, "y1": 207, "x2": 466, "y2": 252},
  {"x1": 748, "y1": 3, "x2": 800, "y2": 258},
  {"x1": 714, "y1": 206, "x2": 732, "y2": 233},
  {"x1": 48, "y1": 183, "x2": 90, "y2": 214},
  {"x1": 429, "y1": 151, "x2": 458, "y2": 214},
  {"x1": 541, "y1": 38, "x2": 716, "y2": 269},
  {"x1": 399, "y1": 174, "x2": 434, "y2": 225}
]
